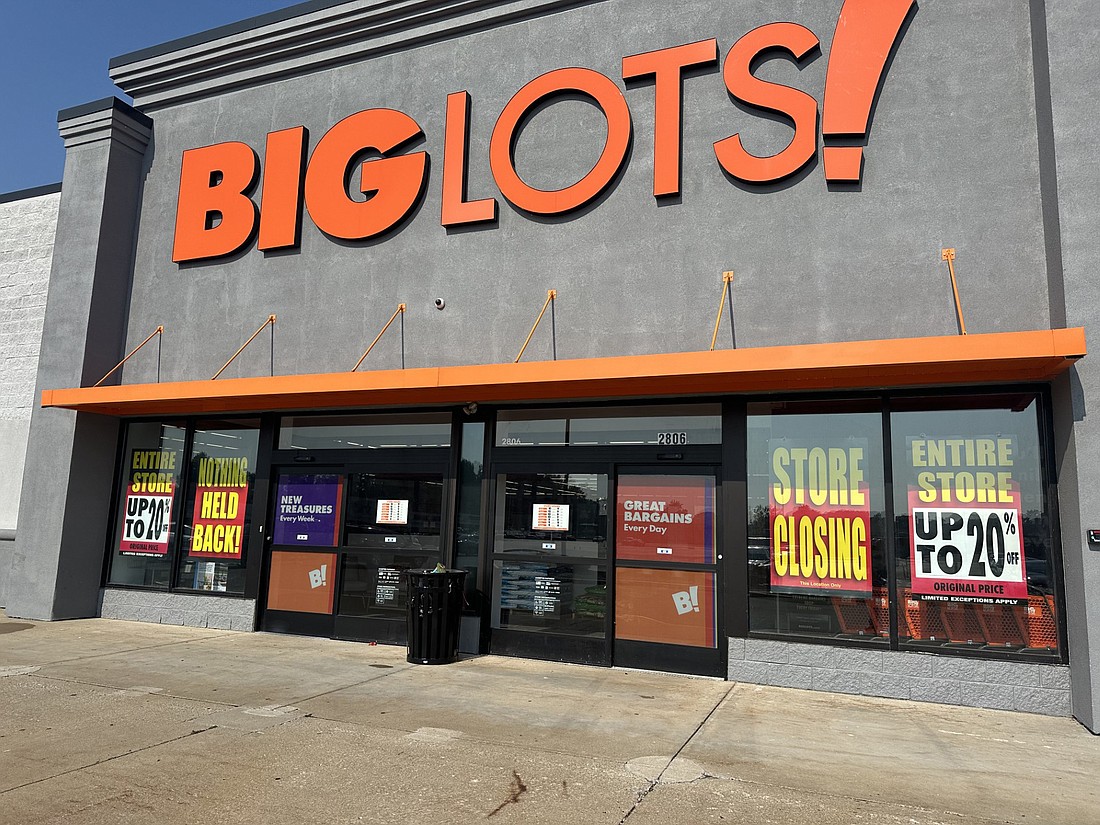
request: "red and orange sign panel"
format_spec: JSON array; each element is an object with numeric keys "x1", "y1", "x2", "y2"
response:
[
  {"x1": 615, "y1": 568, "x2": 716, "y2": 648},
  {"x1": 266, "y1": 551, "x2": 337, "y2": 614},
  {"x1": 769, "y1": 444, "x2": 872, "y2": 597},
  {"x1": 189, "y1": 457, "x2": 249, "y2": 560},
  {"x1": 616, "y1": 475, "x2": 715, "y2": 564}
]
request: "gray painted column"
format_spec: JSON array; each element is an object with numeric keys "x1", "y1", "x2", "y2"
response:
[
  {"x1": 6, "y1": 99, "x2": 151, "y2": 620},
  {"x1": 1042, "y1": 0, "x2": 1100, "y2": 732}
]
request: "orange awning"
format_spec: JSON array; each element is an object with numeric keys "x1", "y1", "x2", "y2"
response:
[{"x1": 42, "y1": 328, "x2": 1085, "y2": 417}]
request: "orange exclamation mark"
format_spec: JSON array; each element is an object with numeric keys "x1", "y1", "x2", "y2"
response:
[{"x1": 822, "y1": 0, "x2": 915, "y2": 182}]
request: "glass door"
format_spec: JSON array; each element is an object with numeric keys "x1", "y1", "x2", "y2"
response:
[
  {"x1": 489, "y1": 465, "x2": 611, "y2": 665},
  {"x1": 613, "y1": 469, "x2": 724, "y2": 676},
  {"x1": 333, "y1": 467, "x2": 446, "y2": 643},
  {"x1": 260, "y1": 460, "x2": 450, "y2": 643},
  {"x1": 261, "y1": 468, "x2": 345, "y2": 637}
]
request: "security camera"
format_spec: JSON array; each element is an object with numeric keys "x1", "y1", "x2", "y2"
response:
[{"x1": 434, "y1": 298, "x2": 446, "y2": 310}]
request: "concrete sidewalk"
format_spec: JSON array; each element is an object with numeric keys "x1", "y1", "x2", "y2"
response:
[{"x1": 0, "y1": 615, "x2": 1096, "y2": 824}]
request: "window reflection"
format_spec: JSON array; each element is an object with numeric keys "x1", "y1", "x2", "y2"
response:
[
  {"x1": 746, "y1": 401, "x2": 888, "y2": 644},
  {"x1": 278, "y1": 413, "x2": 451, "y2": 450},
  {"x1": 890, "y1": 396, "x2": 1059, "y2": 654},
  {"x1": 177, "y1": 419, "x2": 261, "y2": 594}
]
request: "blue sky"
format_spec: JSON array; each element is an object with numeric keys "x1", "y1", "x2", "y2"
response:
[{"x1": 0, "y1": 1, "x2": 298, "y2": 194}]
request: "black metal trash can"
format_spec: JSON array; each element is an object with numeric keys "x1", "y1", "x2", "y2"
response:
[{"x1": 404, "y1": 569, "x2": 467, "y2": 664}]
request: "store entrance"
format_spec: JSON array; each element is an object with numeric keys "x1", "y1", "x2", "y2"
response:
[
  {"x1": 488, "y1": 463, "x2": 611, "y2": 665},
  {"x1": 260, "y1": 456, "x2": 449, "y2": 644},
  {"x1": 486, "y1": 460, "x2": 724, "y2": 676},
  {"x1": 612, "y1": 468, "x2": 724, "y2": 677}
]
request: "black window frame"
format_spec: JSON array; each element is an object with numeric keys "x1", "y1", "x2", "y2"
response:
[
  {"x1": 101, "y1": 414, "x2": 275, "y2": 601},
  {"x1": 738, "y1": 384, "x2": 1067, "y2": 666}
]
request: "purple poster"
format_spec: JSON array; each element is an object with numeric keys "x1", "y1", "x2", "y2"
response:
[{"x1": 273, "y1": 474, "x2": 344, "y2": 546}]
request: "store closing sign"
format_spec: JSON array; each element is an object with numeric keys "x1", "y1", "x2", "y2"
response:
[
  {"x1": 769, "y1": 443, "x2": 871, "y2": 597},
  {"x1": 907, "y1": 437, "x2": 1028, "y2": 603},
  {"x1": 172, "y1": 0, "x2": 915, "y2": 262},
  {"x1": 119, "y1": 449, "x2": 176, "y2": 556}
]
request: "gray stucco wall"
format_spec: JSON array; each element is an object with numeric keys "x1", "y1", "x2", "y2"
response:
[
  {"x1": 114, "y1": 0, "x2": 1053, "y2": 384},
  {"x1": 1043, "y1": 0, "x2": 1100, "y2": 732},
  {"x1": 0, "y1": 191, "x2": 58, "y2": 606},
  {"x1": 6, "y1": 102, "x2": 149, "y2": 621}
]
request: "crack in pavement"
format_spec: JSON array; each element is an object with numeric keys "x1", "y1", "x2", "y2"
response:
[
  {"x1": 486, "y1": 769, "x2": 528, "y2": 818},
  {"x1": 0, "y1": 726, "x2": 216, "y2": 797},
  {"x1": 0, "y1": 630, "x2": 237, "y2": 669},
  {"x1": 617, "y1": 684, "x2": 1012, "y2": 825},
  {"x1": 619, "y1": 683, "x2": 735, "y2": 824},
  {"x1": 276, "y1": 661, "x2": 416, "y2": 708},
  {"x1": 21, "y1": 672, "x2": 240, "y2": 709},
  {"x1": 12, "y1": 652, "x2": 414, "y2": 715}
]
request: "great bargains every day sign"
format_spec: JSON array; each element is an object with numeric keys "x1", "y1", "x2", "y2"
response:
[
  {"x1": 617, "y1": 475, "x2": 716, "y2": 564},
  {"x1": 907, "y1": 437, "x2": 1026, "y2": 604}
]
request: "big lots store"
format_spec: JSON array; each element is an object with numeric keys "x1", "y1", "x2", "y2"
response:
[{"x1": 3, "y1": 0, "x2": 1100, "y2": 730}]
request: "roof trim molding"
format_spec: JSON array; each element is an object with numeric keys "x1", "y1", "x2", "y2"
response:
[
  {"x1": 109, "y1": 0, "x2": 607, "y2": 109},
  {"x1": 0, "y1": 183, "x2": 62, "y2": 204}
]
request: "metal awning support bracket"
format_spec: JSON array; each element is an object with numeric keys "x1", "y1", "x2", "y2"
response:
[
  {"x1": 515, "y1": 289, "x2": 557, "y2": 363},
  {"x1": 352, "y1": 304, "x2": 407, "y2": 371},
  {"x1": 710, "y1": 271, "x2": 735, "y2": 351},
  {"x1": 213, "y1": 315, "x2": 276, "y2": 380},
  {"x1": 93, "y1": 325, "x2": 164, "y2": 387}
]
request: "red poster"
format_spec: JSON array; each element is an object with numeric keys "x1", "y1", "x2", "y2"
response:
[
  {"x1": 189, "y1": 456, "x2": 250, "y2": 559},
  {"x1": 908, "y1": 488, "x2": 1027, "y2": 603},
  {"x1": 119, "y1": 449, "x2": 177, "y2": 556},
  {"x1": 769, "y1": 487, "x2": 872, "y2": 597},
  {"x1": 190, "y1": 484, "x2": 248, "y2": 559},
  {"x1": 616, "y1": 475, "x2": 715, "y2": 564}
]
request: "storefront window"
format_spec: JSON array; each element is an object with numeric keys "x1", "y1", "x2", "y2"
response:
[
  {"x1": 890, "y1": 394, "x2": 1060, "y2": 655},
  {"x1": 496, "y1": 404, "x2": 721, "y2": 447},
  {"x1": 747, "y1": 401, "x2": 888, "y2": 643},
  {"x1": 335, "y1": 472, "x2": 445, "y2": 619},
  {"x1": 494, "y1": 473, "x2": 608, "y2": 558},
  {"x1": 343, "y1": 473, "x2": 444, "y2": 546},
  {"x1": 107, "y1": 421, "x2": 188, "y2": 587},
  {"x1": 492, "y1": 561, "x2": 607, "y2": 635},
  {"x1": 454, "y1": 422, "x2": 485, "y2": 607},
  {"x1": 176, "y1": 420, "x2": 260, "y2": 594},
  {"x1": 278, "y1": 413, "x2": 451, "y2": 450}
]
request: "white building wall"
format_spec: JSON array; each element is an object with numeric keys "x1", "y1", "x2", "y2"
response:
[{"x1": 0, "y1": 189, "x2": 58, "y2": 604}]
